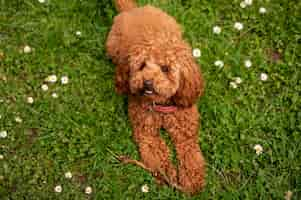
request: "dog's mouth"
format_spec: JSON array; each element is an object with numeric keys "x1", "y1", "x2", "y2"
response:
[
  {"x1": 140, "y1": 89, "x2": 157, "y2": 96},
  {"x1": 144, "y1": 90, "x2": 154, "y2": 95}
]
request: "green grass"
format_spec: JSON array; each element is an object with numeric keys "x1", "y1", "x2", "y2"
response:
[{"x1": 0, "y1": 0, "x2": 300, "y2": 199}]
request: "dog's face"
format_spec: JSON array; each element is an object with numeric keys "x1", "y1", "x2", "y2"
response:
[
  {"x1": 115, "y1": 42, "x2": 204, "y2": 107},
  {"x1": 129, "y1": 58, "x2": 180, "y2": 103}
]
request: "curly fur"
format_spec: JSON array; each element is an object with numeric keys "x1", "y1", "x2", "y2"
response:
[{"x1": 106, "y1": 0, "x2": 206, "y2": 194}]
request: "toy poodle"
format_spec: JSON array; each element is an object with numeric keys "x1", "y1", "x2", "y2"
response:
[{"x1": 106, "y1": 0, "x2": 206, "y2": 194}]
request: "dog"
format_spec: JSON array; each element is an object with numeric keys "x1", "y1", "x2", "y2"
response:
[{"x1": 106, "y1": 0, "x2": 206, "y2": 194}]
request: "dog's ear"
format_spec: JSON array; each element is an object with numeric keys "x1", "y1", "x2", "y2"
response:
[
  {"x1": 115, "y1": 64, "x2": 130, "y2": 94},
  {"x1": 173, "y1": 51, "x2": 205, "y2": 107}
]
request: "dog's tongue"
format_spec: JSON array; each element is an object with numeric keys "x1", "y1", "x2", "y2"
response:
[{"x1": 153, "y1": 104, "x2": 177, "y2": 113}]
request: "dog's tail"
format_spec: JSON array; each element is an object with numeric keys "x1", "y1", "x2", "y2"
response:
[{"x1": 114, "y1": 0, "x2": 137, "y2": 12}]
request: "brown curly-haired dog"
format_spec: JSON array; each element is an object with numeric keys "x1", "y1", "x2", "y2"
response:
[{"x1": 106, "y1": 0, "x2": 206, "y2": 194}]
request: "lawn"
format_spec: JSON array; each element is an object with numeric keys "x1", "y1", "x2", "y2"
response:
[{"x1": 0, "y1": 0, "x2": 300, "y2": 199}]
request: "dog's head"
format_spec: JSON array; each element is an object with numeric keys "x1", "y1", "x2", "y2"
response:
[{"x1": 115, "y1": 40, "x2": 204, "y2": 107}]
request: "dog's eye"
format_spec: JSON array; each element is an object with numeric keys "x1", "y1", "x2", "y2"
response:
[
  {"x1": 139, "y1": 62, "x2": 146, "y2": 70},
  {"x1": 161, "y1": 65, "x2": 169, "y2": 73}
]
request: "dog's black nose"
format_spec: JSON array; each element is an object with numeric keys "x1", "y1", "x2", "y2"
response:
[{"x1": 143, "y1": 80, "x2": 153, "y2": 90}]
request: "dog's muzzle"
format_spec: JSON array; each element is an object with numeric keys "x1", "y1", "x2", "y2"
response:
[{"x1": 143, "y1": 80, "x2": 154, "y2": 95}]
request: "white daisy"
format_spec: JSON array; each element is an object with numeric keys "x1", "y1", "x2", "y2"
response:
[
  {"x1": 61, "y1": 76, "x2": 69, "y2": 84},
  {"x1": 285, "y1": 190, "x2": 293, "y2": 200},
  {"x1": 27, "y1": 97, "x2": 34, "y2": 104},
  {"x1": 52, "y1": 93, "x2": 58, "y2": 98},
  {"x1": 54, "y1": 185, "x2": 62, "y2": 193},
  {"x1": 0, "y1": 115, "x2": 2, "y2": 119},
  {"x1": 234, "y1": 22, "x2": 244, "y2": 31},
  {"x1": 213, "y1": 26, "x2": 221, "y2": 34},
  {"x1": 85, "y1": 186, "x2": 92, "y2": 194},
  {"x1": 260, "y1": 73, "x2": 268, "y2": 81},
  {"x1": 15, "y1": 116, "x2": 23, "y2": 123},
  {"x1": 254, "y1": 144, "x2": 263, "y2": 155},
  {"x1": 64, "y1": 171, "x2": 72, "y2": 179},
  {"x1": 76, "y1": 31, "x2": 82, "y2": 36},
  {"x1": 0, "y1": 155, "x2": 3, "y2": 160},
  {"x1": 230, "y1": 82, "x2": 238, "y2": 89},
  {"x1": 141, "y1": 184, "x2": 149, "y2": 193},
  {"x1": 38, "y1": 0, "x2": 46, "y2": 3},
  {"x1": 259, "y1": 7, "x2": 267, "y2": 14},
  {"x1": 244, "y1": 0, "x2": 252, "y2": 5},
  {"x1": 240, "y1": 1, "x2": 247, "y2": 8},
  {"x1": 244, "y1": 60, "x2": 252, "y2": 68},
  {"x1": 0, "y1": 130, "x2": 7, "y2": 138},
  {"x1": 23, "y1": 45, "x2": 32, "y2": 54},
  {"x1": 192, "y1": 48, "x2": 201, "y2": 58},
  {"x1": 41, "y1": 84, "x2": 49, "y2": 91},
  {"x1": 234, "y1": 77, "x2": 242, "y2": 84},
  {"x1": 45, "y1": 75, "x2": 57, "y2": 83},
  {"x1": 214, "y1": 60, "x2": 224, "y2": 68}
]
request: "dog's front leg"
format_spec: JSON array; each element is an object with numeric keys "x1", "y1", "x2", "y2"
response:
[
  {"x1": 131, "y1": 125, "x2": 178, "y2": 186},
  {"x1": 163, "y1": 107, "x2": 206, "y2": 194}
]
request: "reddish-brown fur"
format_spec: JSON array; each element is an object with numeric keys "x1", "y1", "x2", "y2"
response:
[{"x1": 106, "y1": 0, "x2": 206, "y2": 194}]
